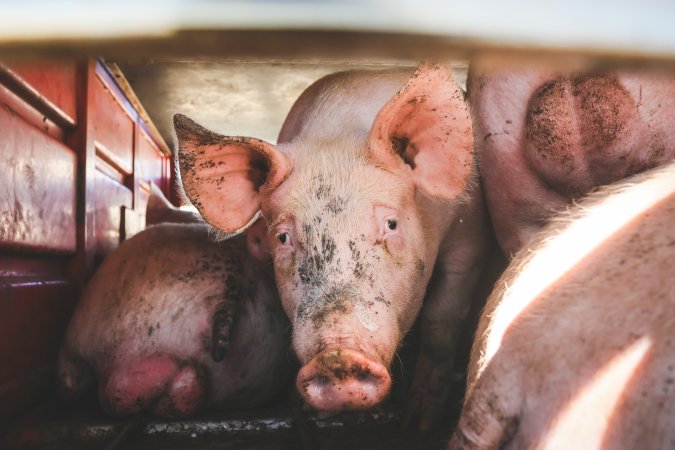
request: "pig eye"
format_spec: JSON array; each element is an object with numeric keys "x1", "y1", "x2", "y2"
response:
[
  {"x1": 386, "y1": 219, "x2": 398, "y2": 231},
  {"x1": 277, "y1": 232, "x2": 291, "y2": 245}
]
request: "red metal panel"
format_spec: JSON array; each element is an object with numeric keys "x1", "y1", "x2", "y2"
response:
[
  {"x1": 137, "y1": 128, "x2": 165, "y2": 189},
  {"x1": 3, "y1": 62, "x2": 78, "y2": 126},
  {"x1": 0, "y1": 255, "x2": 76, "y2": 421},
  {"x1": 0, "y1": 106, "x2": 77, "y2": 253},
  {"x1": 93, "y1": 167, "x2": 133, "y2": 262},
  {"x1": 0, "y1": 81, "x2": 66, "y2": 142},
  {"x1": 0, "y1": 277, "x2": 76, "y2": 386},
  {"x1": 0, "y1": 59, "x2": 174, "y2": 422},
  {"x1": 90, "y1": 74, "x2": 134, "y2": 174}
]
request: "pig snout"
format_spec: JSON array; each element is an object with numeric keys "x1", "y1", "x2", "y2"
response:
[{"x1": 296, "y1": 348, "x2": 391, "y2": 411}]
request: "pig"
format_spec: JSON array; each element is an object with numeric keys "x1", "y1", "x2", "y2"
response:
[
  {"x1": 174, "y1": 63, "x2": 491, "y2": 429},
  {"x1": 57, "y1": 221, "x2": 292, "y2": 417},
  {"x1": 468, "y1": 68, "x2": 675, "y2": 256},
  {"x1": 448, "y1": 161, "x2": 675, "y2": 449},
  {"x1": 145, "y1": 182, "x2": 200, "y2": 225}
]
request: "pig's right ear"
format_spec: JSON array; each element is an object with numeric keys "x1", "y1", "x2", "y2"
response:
[
  {"x1": 174, "y1": 114, "x2": 290, "y2": 234},
  {"x1": 367, "y1": 63, "x2": 473, "y2": 201}
]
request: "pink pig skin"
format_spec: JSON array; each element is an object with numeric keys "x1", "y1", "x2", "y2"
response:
[
  {"x1": 175, "y1": 64, "x2": 492, "y2": 430},
  {"x1": 468, "y1": 68, "x2": 675, "y2": 256},
  {"x1": 449, "y1": 162, "x2": 675, "y2": 449}
]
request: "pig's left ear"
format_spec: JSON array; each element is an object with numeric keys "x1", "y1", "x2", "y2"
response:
[{"x1": 367, "y1": 63, "x2": 473, "y2": 200}]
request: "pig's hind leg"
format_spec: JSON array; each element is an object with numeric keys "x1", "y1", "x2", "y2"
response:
[
  {"x1": 57, "y1": 346, "x2": 95, "y2": 401},
  {"x1": 448, "y1": 371, "x2": 522, "y2": 450}
]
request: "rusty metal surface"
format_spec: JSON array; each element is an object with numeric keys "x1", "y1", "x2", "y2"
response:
[{"x1": 0, "y1": 104, "x2": 77, "y2": 254}]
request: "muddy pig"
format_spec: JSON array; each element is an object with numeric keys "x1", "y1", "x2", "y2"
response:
[
  {"x1": 174, "y1": 63, "x2": 491, "y2": 429},
  {"x1": 468, "y1": 68, "x2": 675, "y2": 256},
  {"x1": 145, "y1": 182, "x2": 200, "y2": 225},
  {"x1": 57, "y1": 222, "x2": 291, "y2": 417},
  {"x1": 449, "y1": 161, "x2": 675, "y2": 449}
]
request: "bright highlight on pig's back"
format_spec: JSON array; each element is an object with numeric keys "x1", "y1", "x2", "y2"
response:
[{"x1": 473, "y1": 161, "x2": 675, "y2": 384}]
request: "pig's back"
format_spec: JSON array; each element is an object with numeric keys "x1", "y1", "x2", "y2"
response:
[
  {"x1": 463, "y1": 163, "x2": 675, "y2": 449},
  {"x1": 509, "y1": 173, "x2": 674, "y2": 449},
  {"x1": 278, "y1": 68, "x2": 414, "y2": 144}
]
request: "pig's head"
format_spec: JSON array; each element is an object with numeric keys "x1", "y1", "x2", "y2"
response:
[{"x1": 174, "y1": 64, "x2": 474, "y2": 412}]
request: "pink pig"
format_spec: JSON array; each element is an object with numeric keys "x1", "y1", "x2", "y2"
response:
[
  {"x1": 58, "y1": 192, "x2": 291, "y2": 417},
  {"x1": 468, "y1": 68, "x2": 675, "y2": 256},
  {"x1": 449, "y1": 161, "x2": 675, "y2": 449},
  {"x1": 174, "y1": 64, "x2": 491, "y2": 429}
]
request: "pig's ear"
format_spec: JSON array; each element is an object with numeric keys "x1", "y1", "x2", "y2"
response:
[
  {"x1": 174, "y1": 114, "x2": 290, "y2": 234},
  {"x1": 245, "y1": 218, "x2": 272, "y2": 263},
  {"x1": 367, "y1": 63, "x2": 473, "y2": 200}
]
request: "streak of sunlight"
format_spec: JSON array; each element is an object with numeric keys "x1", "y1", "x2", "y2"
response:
[
  {"x1": 541, "y1": 336, "x2": 652, "y2": 449},
  {"x1": 483, "y1": 164, "x2": 675, "y2": 367}
]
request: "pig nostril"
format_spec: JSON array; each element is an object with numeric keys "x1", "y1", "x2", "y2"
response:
[{"x1": 356, "y1": 372, "x2": 372, "y2": 382}]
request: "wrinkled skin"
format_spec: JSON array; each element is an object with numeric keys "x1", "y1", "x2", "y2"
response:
[
  {"x1": 58, "y1": 223, "x2": 291, "y2": 417},
  {"x1": 468, "y1": 68, "x2": 675, "y2": 256},
  {"x1": 449, "y1": 162, "x2": 675, "y2": 449},
  {"x1": 174, "y1": 64, "x2": 490, "y2": 430}
]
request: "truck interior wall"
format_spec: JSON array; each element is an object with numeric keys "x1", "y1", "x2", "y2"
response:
[{"x1": 0, "y1": 59, "x2": 171, "y2": 422}]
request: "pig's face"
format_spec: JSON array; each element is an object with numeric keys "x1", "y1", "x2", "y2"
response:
[
  {"x1": 175, "y1": 63, "x2": 473, "y2": 412},
  {"x1": 263, "y1": 144, "x2": 432, "y2": 370}
]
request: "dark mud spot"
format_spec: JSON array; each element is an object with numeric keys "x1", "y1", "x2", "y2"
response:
[
  {"x1": 296, "y1": 284, "x2": 355, "y2": 327},
  {"x1": 348, "y1": 240, "x2": 360, "y2": 261},
  {"x1": 353, "y1": 261, "x2": 365, "y2": 279},
  {"x1": 326, "y1": 196, "x2": 346, "y2": 215},
  {"x1": 525, "y1": 77, "x2": 576, "y2": 174},
  {"x1": 374, "y1": 294, "x2": 391, "y2": 307},
  {"x1": 321, "y1": 234, "x2": 336, "y2": 263},
  {"x1": 211, "y1": 301, "x2": 239, "y2": 362},
  {"x1": 416, "y1": 259, "x2": 426, "y2": 277},
  {"x1": 298, "y1": 254, "x2": 325, "y2": 287},
  {"x1": 571, "y1": 74, "x2": 631, "y2": 152}
]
